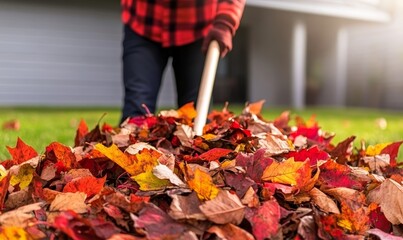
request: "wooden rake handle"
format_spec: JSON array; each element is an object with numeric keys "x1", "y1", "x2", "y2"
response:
[{"x1": 193, "y1": 40, "x2": 220, "y2": 136}]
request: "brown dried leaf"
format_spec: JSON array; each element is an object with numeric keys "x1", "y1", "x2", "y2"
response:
[
  {"x1": 49, "y1": 192, "x2": 88, "y2": 214},
  {"x1": 168, "y1": 192, "x2": 206, "y2": 221},
  {"x1": 309, "y1": 187, "x2": 340, "y2": 214},
  {"x1": 0, "y1": 202, "x2": 43, "y2": 227},
  {"x1": 367, "y1": 179, "x2": 403, "y2": 225},
  {"x1": 199, "y1": 190, "x2": 245, "y2": 225},
  {"x1": 208, "y1": 223, "x2": 254, "y2": 240}
]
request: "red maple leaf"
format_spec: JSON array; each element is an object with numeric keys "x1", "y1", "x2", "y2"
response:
[
  {"x1": 74, "y1": 119, "x2": 89, "y2": 147},
  {"x1": 6, "y1": 137, "x2": 38, "y2": 165},
  {"x1": 285, "y1": 146, "x2": 330, "y2": 166}
]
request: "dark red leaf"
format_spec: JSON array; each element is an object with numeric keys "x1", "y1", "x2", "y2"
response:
[
  {"x1": 224, "y1": 171, "x2": 255, "y2": 198},
  {"x1": 245, "y1": 199, "x2": 282, "y2": 240},
  {"x1": 329, "y1": 136, "x2": 356, "y2": 164},
  {"x1": 53, "y1": 210, "x2": 120, "y2": 240},
  {"x1": 380, "y1": 141, "x2": 403, "y2": 167},
  {"x1": 134, "y1": 203, "x2": 187, "y2": 239},
  {"x1": 236, "y1": 148, "x2": 274, "y2": 183},
  {"x1": 369, "y1": 205, "x2": 392, "y2": 233}
]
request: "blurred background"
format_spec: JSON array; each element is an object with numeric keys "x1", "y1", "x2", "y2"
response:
[{"x1": 0, "y1": 0, "x2": 402, "y2": 110}]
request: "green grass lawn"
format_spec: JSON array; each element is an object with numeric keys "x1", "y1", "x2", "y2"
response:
[{"x1": 1, "y1": 106, "x2": 403, "y2": 160}]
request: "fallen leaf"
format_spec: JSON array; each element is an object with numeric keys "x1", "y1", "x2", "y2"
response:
[
  {"x1": 318, "y1": 160, "x2": 366, "y2": 190},
  {"x1": 362, "y1": 154, "x2": 390, "y2": 173},
  {"x1": 285, "y1": 146, "x2": 330, "y2": 167},
  {"x1": 125, "y1": 142, "x2": 157, "y2": 155},
  {"x1": 152, "y1": 164, "x2": 186, "y2": 187},
  {"x1": 74, "y1": 119, "x2": 89, "y2": 147},
  {"x1": 366, "y1": 143, "x2": 390, "y2": 156},
  {"x1": 245, "y1": 199, "x2": 282, "y2": 240},
  {"x1": 208, "y1": 223, "x2": 254, "y2": 240},
  {"x1": 199, "y1": 148, "x2": 232, "y2": 162},
  {"x1": 329, "y1": 136, "x2": 355, "y2": 164},
  {"x1": 367, "y1": 179, "x2": 403, "y2": 225},
  {"x1": 168, "y1": 192, "x2": 206, "y2": 221},
  {"x1": 309, "y1": 187, "x2": 340, "y2": 214},
  {"x1": 297, "y1": 215, "x2": 317, "y2": 240},
  {"x1": 367, "y1": 228, "x2": 402, "y2": 240},
  {"x1": 0, "y1": 202, "x2": 43, "y2": 227},
  {"x1": 134, "y1": 203, "x2": 187, "y2": 239},
  {"x1": 95, "y1": 144, "x2": 159, "y2": 176},
  {"x1": 173, "y1": 124, "x2": 194, "y2": 148},
  {"x1": 45, "y1": 142, "x2": 76, "y2": 172},
  {"x1": 262, "y1": 158, "x2": 310, "y2": 187},
  {"x1": 256, "y1": 132, "x2": 291, "y2": 156},
  {"x1": 4, "y1": 190, "x2": 32, "y2": 210},
  {"x1": 177, "y1": 102, "x2": 197, "y2": 124},
  {"x1": 10, "y1": 164, "x2": 35, "y2": 190},
  {"x1": 241, "y1": 187, "x2": 260, "y2": 208},
  {"x1": 0, "y1": 226, "x2": 31, "y2": 240},
  {"x1": 380, "y1": 141, "x2": 403, "y2": 167},
  {"x1": 2, "y1": 119, "x2": 20, "y2": 131},
  {"x1": 49, "y1": 192, "x2": 88, "y2": 214},
  {"x1": 184, "y1": 166, "x2": 219, "y2": 201},
  {"x1": 132, "y1": 170, "x2": 171, "y2": 191},
  {"x1": 236, "y1": 148, "x2": 274, "y2": 183},
  {"x1": 53, "y1": 210, "x2": 119, "y2": 240},
  {"x1": 368, "y1": 203, "x2": 391, "y2": 233},
  {"x1": 6, "y1": 138, "x2": 38, "y2": 165},
  {"x1": 224, "y1": 171, "x2": 255, "y2": 199},
  {"x1": 0, "y1": 174, "x2": 11, "y2": 210},
  {"x1": 63, "y1": 175, "x2": 106, "y2": 198},
  {"x1": 199, "y1": 190, "x2": 245, "y2": 225}
]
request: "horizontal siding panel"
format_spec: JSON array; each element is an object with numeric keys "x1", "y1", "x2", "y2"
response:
[{"x1": 0, "y1": 0, "x2": 125, "y2": 106}]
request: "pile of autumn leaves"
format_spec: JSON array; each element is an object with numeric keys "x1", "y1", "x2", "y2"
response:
[{"x1": 0, "y1": 102, "x2": 402, "y2": 240}]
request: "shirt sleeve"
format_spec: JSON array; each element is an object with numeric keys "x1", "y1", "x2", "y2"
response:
[{"x1": 215, "y1": 0, "x2": 246, "y2": 35}]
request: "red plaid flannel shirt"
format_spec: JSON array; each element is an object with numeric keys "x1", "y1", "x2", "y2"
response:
[{"x1": 121, "y1": 0, "x2": 245, "y2": 47}]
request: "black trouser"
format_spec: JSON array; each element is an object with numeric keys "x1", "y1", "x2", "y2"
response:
[{"x1": 121, "y1": 26, "x2": 205, "y2": 123}]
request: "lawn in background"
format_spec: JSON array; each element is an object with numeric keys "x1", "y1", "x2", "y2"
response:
[{"x1": 1, "y1": 106, "x2": 403, "y2": 160}]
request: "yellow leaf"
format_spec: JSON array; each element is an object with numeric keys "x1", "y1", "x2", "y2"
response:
[
  {"x1": 0, "y1": 165, "x2": 7, "y2": 181},
  {"x1": 132, "y1": 170, "x2": 171, "y2": 191},
  {"x1": 0, "y1": 226, "x2": 31, "y2": 240},
  {"x1": 366, "y1": 143, "x2": 390, "y2": 156},
  {"x1": 202, "y1": 134, "x2": 217, "y2": 141},
  {"x1": 188, "y1": 168, "x2": 219, "y2": 201},
  {"x1": 261, "y1": 158, "x2": 307, "y2": 186},
  {"x1": 10, "y1": 164, "x2": 34, "y2": 190},
  {"x1": 134, "y1": 148, "x2": 161, "y2": 174},
  {"x1": 94, "y1": 144, "x2": 160, "y2": 176}
]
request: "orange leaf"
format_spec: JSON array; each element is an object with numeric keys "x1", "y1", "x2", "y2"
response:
[
  {"x1": 74, "y1": 119, "x2": 88, "y2": 147},
  {"x1": 177, "y1": 102, "x2": 197, "y2": 123},
  {"x1": 95, "y1": 144, "x2": 160, "y2": 176},
  {"x1": 63, "y1": 175, "x2": 106, "y2": 198},
  {"x1": 262, "y1": 158, "x2": 310, "y2": 187},
  {"x1": 247, "y1": 99, "x2": 266, "y2": 115},
  {"x1": 46, "y1": 142, "x2": 76, "y2": 172},
  {"x1": 183, "y1": 164, "x2": 219, "y2": 201},
  {"x1": 6, "y1": 138, "x2": 38, "y2": 164}
]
